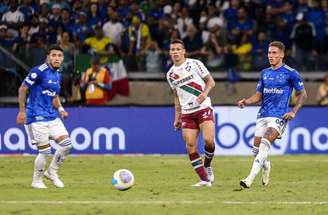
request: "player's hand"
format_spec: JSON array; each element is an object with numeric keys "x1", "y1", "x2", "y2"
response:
[
  {"x1": 238, "y1": 99, "x2": 247, "y2": 109},
  {"x1": 174, "y1": 120, "x2": 182, "y2": 131},
  {"x1": 59, "y1": 111, "x2": 69, "y2": 119},
  {"x1": 16, "y1": 111, "x2": 26, "y2": 125},
  {"x1": 282, "y1": 111, "x2": 296, "y2": 121},
  {"x1": 196, "y1": 93, "x2": 207, "y2": 104}
]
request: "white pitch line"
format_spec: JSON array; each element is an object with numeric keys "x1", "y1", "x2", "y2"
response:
[
  {"x1": 223, "y1": 201, "x2": 328, "y2": 205},
  {"x1": 1, "y1": 200, "x2": 328, "y2": 205},
  {"x1": 0, "y1": 200, "x2": 215, "y2": 205}
]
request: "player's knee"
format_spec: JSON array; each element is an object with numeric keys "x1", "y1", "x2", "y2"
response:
[
  {"x1": 58, "y1": 138, "x2": 72, "y2": 152},
  {"x1": 203, "y1": 136, "x2": 214, "y2": 146},
  {"x1": 185, "y1": 141, "x2": 197, "y2": 152},
  {"x1": 37, "y1": 143, "x2": 51, "y2": 155}
]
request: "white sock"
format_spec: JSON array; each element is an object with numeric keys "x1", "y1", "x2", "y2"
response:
[
  {"x1": 246, "y1": 139, "x2": 271, "y2": 183},
  {"x1": 49, "y1": 139, "x2": 72, "y2": 174},
  {"x1": 252, "y1": 146, "x2": 270, "y2": 169},
  {"x1": 33, "y1": 151, "x2": 50, "y2": 181}
]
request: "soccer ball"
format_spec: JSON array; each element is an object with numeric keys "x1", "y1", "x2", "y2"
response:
[{"x1": 112, "y1": 169, "x2": 135, "y2": 191}]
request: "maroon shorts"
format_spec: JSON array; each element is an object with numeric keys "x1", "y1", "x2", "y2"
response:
[{"x1": 181, "y1": 107, "x2": 214, "y2": 129}]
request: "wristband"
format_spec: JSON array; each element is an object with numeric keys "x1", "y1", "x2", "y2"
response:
[{"x1": 58, "y1": 106, "x2": 65, "y2": 112}]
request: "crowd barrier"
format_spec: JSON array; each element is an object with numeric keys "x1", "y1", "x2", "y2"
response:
[{"x1": 0, "y1": 107, "x2": 327, "y2": 155}]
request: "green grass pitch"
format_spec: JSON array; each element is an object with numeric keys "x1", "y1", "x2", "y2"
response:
[{"x1": 0, "y1": 155, "x2": 328, "y2": 215}]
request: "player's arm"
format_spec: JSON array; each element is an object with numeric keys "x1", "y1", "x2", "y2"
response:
[
  {"x1": 173, "y1": 89, "x2": 182, "y2": 131},
  {"x1": 53, "y1": 95, "x2": 68, "y2": 119},
  {"x1": 283, "y1": 89, "x2": 307, "y2": 120},
  {"x1": 238, "y1": 92, "x2": 262, "y2": 108},
  {"x1": 197, "y1": 74, "x2": 215, "y2": 104},
  {"x1": 16, "y1": 84, "x2": 29, "y2": 125},
  {"x1": 283, "y1": 71, "x2": 307, "y2": 120}
]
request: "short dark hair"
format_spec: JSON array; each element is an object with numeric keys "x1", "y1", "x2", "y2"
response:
[
  {"x1": 47, "y1": 44, "x2": 63, "y2": 55},
  {"x1": 269, "y1": 41, "x2": 285, "y2": 52},
  {"x1": 170, "y1": 39, "x2": 185, "y2": 48}
]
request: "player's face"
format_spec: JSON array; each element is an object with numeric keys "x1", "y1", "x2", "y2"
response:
[
  {"x1": 48, "y1": 50, "x2": 64, "y2": 69},
  {"x1": 268, "y1": 46, "x2": 284, "y2": 67},
  {"x1": 170, "y1": 43, "x2": 186, "y2": 64}
]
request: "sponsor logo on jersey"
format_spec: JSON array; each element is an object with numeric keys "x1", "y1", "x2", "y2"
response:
[
  {"x1": 42, "y1": 90, "x2": 56, "y2": 96},
  {"x1": 48, "y1": 80, "x2": 58, "y2": 84},
  {"x1": 298, "y1": 81, "x2": 304, "y2": 86},
  {"x1": 172, "y1": 74, "x2": 194, "y2": 87},
  {"x1": 263, "y1": 87, "x2": 284, "y2": 94}
]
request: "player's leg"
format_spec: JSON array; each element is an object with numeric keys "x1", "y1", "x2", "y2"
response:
[
  {"x1": 46, "y1": 118, "x2": 72, "y2": 188},
  {"x1": 252, "y1": 136, "x2": 271, "y2": 186},
  {"x1": 199, "y1": 108, "x2": 215, "y2": 183},
  {"x1": 182, "y1": 128, "x2": 210, "y2": 186},
  {"x1": 241, "y1": 127, "x2": 279, "y2": 188},
  {"x1": 25, "y1": 123, "x2": 51, "y2": 189}
]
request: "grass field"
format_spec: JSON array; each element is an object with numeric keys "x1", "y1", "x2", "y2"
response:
[{"x1": 0, "y1": 155, "x2": 328, "y2": 215}]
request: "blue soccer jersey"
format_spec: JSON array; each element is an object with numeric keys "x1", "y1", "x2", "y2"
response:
[
  {"x1": 23, "y1": 63, "x2": 61, "y2": 124},
  {"x1": 256, "y1": 64, "x2": 304, "y2": 119}
]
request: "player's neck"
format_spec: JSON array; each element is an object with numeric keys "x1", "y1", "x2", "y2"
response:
[
  {"x1": 271, "y1": 62, "x2": 283, "y2": 70},
  {"x1": 174, "y1": 58, "x2": 186, "y2": 67}
]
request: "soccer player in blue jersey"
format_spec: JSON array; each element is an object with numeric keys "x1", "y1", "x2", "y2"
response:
[
  {"x1": 16, "y1": 45, "x2": 72, "y2": 189},
  {"x1": 237, "y1": 41, "x2": 307, "y2": 188}
]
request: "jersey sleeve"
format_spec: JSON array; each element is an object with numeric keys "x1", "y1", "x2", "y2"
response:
[
  {"x1": 256, "y1": 71, "x2": 264, "y2": 93},
  {"x1": 166, "y1": 72, "x2": 175, "y2": 90},
  {"x1": 23, "y1": 67, "x2": 41, "y2": 88},
  {"x1": 194, "y1": 60, "x2": 210, "y2": 78},
  {"x1": 290, "y1": 70, "x2": 304, "y2": 92}
]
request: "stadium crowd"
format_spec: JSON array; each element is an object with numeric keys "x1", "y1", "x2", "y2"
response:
[{"x1": 0, "y1": 0, "x2": 328, "y2": 103}]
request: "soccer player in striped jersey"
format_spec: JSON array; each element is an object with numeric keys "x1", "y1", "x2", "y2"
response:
[
  {"x1": 167, "y1": 39, "x2": 216, "y2": 187},
  {"x1": 238, "y1": 41, "x2": 307, "y2": 188},
  {"x1": 16, "y1": 45, "x2": 72, "y2": 189}
]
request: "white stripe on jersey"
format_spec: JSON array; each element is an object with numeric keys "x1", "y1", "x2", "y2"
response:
[{"x1": 38, "y1": 63, "x2": 48, "y2": 71}]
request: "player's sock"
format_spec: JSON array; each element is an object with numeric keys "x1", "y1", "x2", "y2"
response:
[
  {"x1": 48, "y1": 138, "x2": 72, "y2": 174},
  {"x1": 33, "y1": 147, "x2": 51, "y2": 182},
  {"x1": 252, "y1": 146, "x2": 259, "y2": 157},
  {"x1": 204, "y1": 144, "x2": 215, "y2": 168},
  {"x1": 252, "y1": 146, "x2": 270, "y2": 169},
  {"x1": 246, "y1": 139, "x2": 270, "y2": 183},
  {"x1": 189, "y1": 152, "x2": 209, "y2": 182}
]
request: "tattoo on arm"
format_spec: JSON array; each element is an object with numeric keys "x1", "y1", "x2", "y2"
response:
[
  {"x1": 18, "y1": 85, "x2": 28, "y2": 112},
  {"x1": 293, "y1": 89, "x2": 307, "y2": 114}
]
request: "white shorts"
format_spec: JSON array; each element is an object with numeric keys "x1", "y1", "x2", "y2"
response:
[
  {"x1": 24, "y1": 118, "x2": 69, "y2": 146},
  {"x1": 254, "y1": 117, "x2": 287, "y2": 138}
]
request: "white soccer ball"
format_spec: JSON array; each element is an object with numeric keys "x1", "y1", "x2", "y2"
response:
[{"x1": 112, "y1": 169, "x2": 135, "y2": 191}]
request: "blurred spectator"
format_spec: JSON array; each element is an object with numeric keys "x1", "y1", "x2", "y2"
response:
[
  {"x1": 121, "y1": 15, "x2": 151, "y2": 71},
  {"x1": 73, "y1": 11, "x2": 93, "y2": 45},
  {"x1": 12, "y1": 24, "x2": 29, "y2": 56},
  {"x1": 228, "y1": 7, "x2": 255, "y2": 38},
  {"x1": 0, "y1": 24, "x2": 16, "y2": 49},
  {"x1": 102, "y1": 8, "x2": 124, "y2": 46},
  {"x1": 183, "y1": 24, "x2": 203, "y2": 58},
  {"x1": 59, "y1": 31, "x2": 75, "y2": 99},
  {"x1": 105, "y1": 43, "x2": 129, "y2": 100},
  {"x1": 177, "y1": 6, "x2": 193, "y2": 39},
  {"x1": 252, "y1": 31, "x2": 269, "y2": 70},
  {"x1": 88, "y1": 3, "x2": 102, "y2": 29},
  {"x1": 39, "y1": 2, "x2": 49, "y2": 18},
  {"x1": 232, "y1": 34, "x2": 252, "y2": 71},
  {"x1": 316, "y1": 74, "x2": 328, "y2": 105},
  {"x1": 141, "y1": 40, "x2": 163, "y2": 73},
  {"x1": 201, "y1": 32, "x2": 223, "y2": 69},
  {"x1": 60, "y1": 8, "x2": 74, "y2": 36},
  {"x1": 19, "y1": 0, "x2": 34, "y2": 21},
  {"x1": 224, "y1": 43, "x2": 239, "y2": 95},
  {"x1": 290, "y1": 13, "x2": 316, "y2": 70},
  {"x1": 80, "y1": 55, "x2": 111, "y2": 105},
  {"x1": 84, "y1": 25, "x2": 112, "y2": 64},
  {"x1": 1, "y1": 0, "x2": 24, "y2": 37}
]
